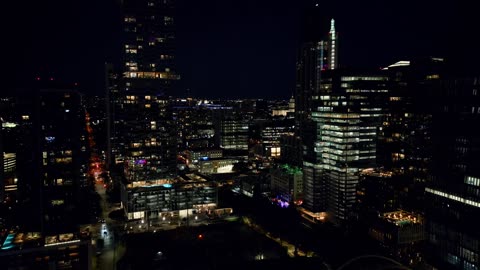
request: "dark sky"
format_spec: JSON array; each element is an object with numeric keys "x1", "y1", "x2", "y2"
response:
[{"x1": 5, "y1": 0, "x2": 479, "y2": 98}]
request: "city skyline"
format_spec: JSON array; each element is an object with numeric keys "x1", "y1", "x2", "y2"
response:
[
  {"x1": 6, "y1": 0, "x2": 479, "y2": 98},
  {"x1": 3, "y1": 1, "x2": 480, "y2": 269}
]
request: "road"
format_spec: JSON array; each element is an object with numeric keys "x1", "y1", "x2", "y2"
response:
[{"x1": 95, "y1": 182, "x2": 125, "y2": 270}]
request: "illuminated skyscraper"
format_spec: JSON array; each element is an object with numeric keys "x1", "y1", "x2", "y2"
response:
[
  {"x1": 294, "y1": 17, "x2": 344, "y2": 219},
  {"x1": 295, "y1": 18, "x2": 339, "y2": 124},
  {"x1": 303, "y1": 70, "x2": 388, "y2": 223},
  {"x1": 112, "y1": 0, "x2": 181, "y2": 219},
  {"x1": 114, "y1": 0, "x2": 179, "y2": 176},
  {"x1": 122, "y1": 0, "x2": 179, "y2": 95}
]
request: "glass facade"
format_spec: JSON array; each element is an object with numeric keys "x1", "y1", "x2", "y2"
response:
[{"x1": 303, "y1": 70, "x2": 388, "y2": 223}]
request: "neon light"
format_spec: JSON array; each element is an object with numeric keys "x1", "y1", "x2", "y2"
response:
[
  {"x1": 1, "y1": 234, "x2": 15, "y2": 250},
  {"x1": 135, "y1": 159, "x2": 147, "y2": 165}
]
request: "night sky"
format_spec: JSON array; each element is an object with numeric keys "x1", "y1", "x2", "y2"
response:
[{"x1": 5, "y1": 0, "x2": 479, "y2": 98}]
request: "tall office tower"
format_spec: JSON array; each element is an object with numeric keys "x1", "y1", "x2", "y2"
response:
[
  {"x1": 303, "y1": 69, "x2": 388, "y2": 223},
  {"x1": 424, "y1": 74, "x2": 480, "y2": 270},
  {"x1": 294, "y1": 19, "x2": 339, "y2": 181},
  {"x1": 116, "y1": 0, "x2": 180, "y2": 219},
  {"x1": 294, "y1": 17, "x2": 341, "y2": 217},
  {"x1": 374, "y1": 58, "x2": 445, "y2": 214},
  {"x1": 295, "y1": 19, "x2": 338, "y2": 125}
]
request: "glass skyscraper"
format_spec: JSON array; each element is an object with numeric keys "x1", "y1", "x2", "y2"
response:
[{"x1": 303, "y1": 70, "x2": 388, "y2": 223}]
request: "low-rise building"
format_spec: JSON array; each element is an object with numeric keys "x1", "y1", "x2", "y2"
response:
[
  {"x1": 121, "y1": 173, "x2": 217, "y2": 220},
  {"x1": 368, "y1": 210, "x2": 425, "y2": 264},
  {"x1": 270, "y1": 164, "x2": 303, "y2": 205}
]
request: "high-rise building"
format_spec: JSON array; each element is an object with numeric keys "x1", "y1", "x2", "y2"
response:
[
  {"x1": 36, "y1": 90, "x2": 89, "y2": 232},
  {"x1": 294, "y1": 19, "x2": 339, "y2": 182},
  {"x1": 122, "y1": 0, "x2": 179, "y2": 95},
  {"x1": 4, "y1": 88, "x2": 89, "y2": 233},
  {"x1": 114, "y1": 0, "x2": 184, "y2": 220},
  {"x1": 303, "y1": 69, "x2": 388, "y2": 223},
  {"x1": 295, "y1": 18, "x2": 338, "y2": 125},
  {"x1": 114, "y1": 0, "x2": 180, "y2": 174},
  {"x1": 379, "y1": 59, "x2": 444, "y2": 184},
  {"x1": 424, "y1": 74, "x2": 480, "y2": 270},
  {"x1": 293, "y1": 17, "x2": 342, "y2": 218},
  {"x1": 105, "y1": 63, "x2": 120, "y2": 170}
]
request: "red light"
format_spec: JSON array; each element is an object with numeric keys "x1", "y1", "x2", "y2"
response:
[
  {"x1": 50, "y1": 77, "x2": 54, "y2": 81},
  {"x1": 198, "y1": 234, "x2": 203, "y2": 239},
  {"x1": 36, "y1": 77, "x2": 41, "y2": 81}
]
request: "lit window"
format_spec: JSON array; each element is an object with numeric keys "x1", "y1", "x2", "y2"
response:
[
  {"x1": 124, "y1": 17, "x2": 136, "y2": 23},
  {"x1": 426, "y1": 74, "x2": 440, "y2": 80}
]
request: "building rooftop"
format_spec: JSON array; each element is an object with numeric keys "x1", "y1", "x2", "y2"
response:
[
  {"x1": 0, "y1": 230, "x2": 89, "y2": 252},
  {"x1": 382, "y1": 210, "x2": 422, "y2": 227},
  {"x1": 127, "y1": 173, "x2": 213, "y2": 190}
]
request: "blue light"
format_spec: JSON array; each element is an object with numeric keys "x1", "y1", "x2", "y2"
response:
[
  {"x1": 1, "y1": 234, "x2": 15, "y2": 250},
  {"x1": 135, "y1": 159, "x2": 147, "y2": 165},
  {"x1": 163, "y1": 184, "x2": 172, "y2": 188}
]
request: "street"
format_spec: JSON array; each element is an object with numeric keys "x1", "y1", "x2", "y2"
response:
[{"x1": 93, "y1": 181, "x2": 125, "y2": 270}]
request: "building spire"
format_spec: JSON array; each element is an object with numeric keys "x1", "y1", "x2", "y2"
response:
[
  {"x1": 328, "y1": 18, "x2": 337, "y2": 69},
  {"x1": 329, "y1": 18, "x2": 335, "y2": 35}
]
